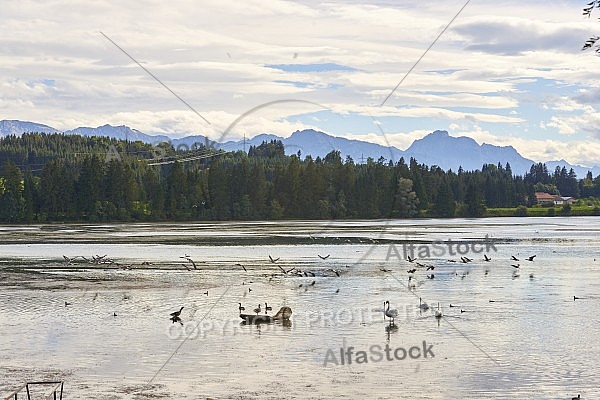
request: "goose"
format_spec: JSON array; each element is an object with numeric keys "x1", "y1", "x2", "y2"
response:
[
  {"x1": 449, "y1": 304, "x2": 458, "y2": 308},
  {"x1": 113, "y1": 312, "x2": 117, "y2": 317},
  {"x1": 434, "y1": 303, "x2": 443, "y2": 319},
  {"x1": 268, "y1": 255, "x2": 280, "y2": 263},
  {"x1": 426, "y1": 265, "x2": 435, "y2": 271},
  {"x1": 571, "y1": 395, "x2": 580, "y2": 399},
  {"x1": 309, "y1": 280, "x2": 316, "y2": 286},
  {"x1": 573, "y1": 296, "x2": 580, "y2": 301},
  {"x1": 238, "y1": 303, "x2": 245, "y2": 313},
  {"x1": 253, "y1": 304, "x2": 262, "y2": 315},
  {"x1": 264, "y1": 302, "x2": 272, "y2": 313},
  {"x1": 170, "y1": 306, "x2": 184, "y2": 318},
  {"x1": 203, "y1": 291, "x2": 209, "y2": 296},
  {"x1": 526, "y1": 255, "x2": 536, "y2": 261},
  {"x1": 511, "y1": 264, "x2": 520, "y2": 269},
  {"x1": 384, "y1": 301, "x2": 398, "y2": 324},
  {"x1": 64, "y1": 302, "x2": 72, "y2": 307},
  {"x1": 511, "y1": 255, "x2": 519, "y2": 261},
  {"x1": 484, "y1": 254, "x2": 491, "y2": 262},
  {"x1": 318, "y1": 254, "x2": 330, "y2": 260},
  {"x1": 407, "y1": 256, "x2": 416, "y2": 262},
  {"x1": 407, "y1": 268, "x2": 417, "y2": 274},
  {"x1": 335, "y1": 288, "x2": 340, "y2": 294},
  {"x1": 419, "y1": 297, "x2": 429, "y2": 311},
  {"x1": 427, "y1": 274, "x2": 434, "y2": 279}
]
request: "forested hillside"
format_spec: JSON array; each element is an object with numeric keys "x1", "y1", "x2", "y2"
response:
[{"x1": 0, "y1": 133, "x2": 598, "y2": 223}]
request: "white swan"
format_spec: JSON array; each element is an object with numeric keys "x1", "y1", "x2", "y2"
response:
[{"x1": 434, "y1": 302, "x2": 443, "y2": 319}]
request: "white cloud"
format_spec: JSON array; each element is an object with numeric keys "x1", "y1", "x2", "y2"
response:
[{"x1": 0, "y1": 0, "x2": 598, "y2": 163}]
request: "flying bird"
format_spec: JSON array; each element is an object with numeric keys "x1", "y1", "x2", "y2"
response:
[
  {"x1": 526, "y1": 255, "x2": 536, "y2": 261},
  {"x1": 484, "y1": 254, "x2": 491, "y2": 262},
  {"x1": 511, "y1": 255, "x2": 519, "y2": 261},
  {"x1": 269, "y1": 255, "x2": 280, "y2": 263},
  {"x1": 318, "y1": 254, "x2": 330, "y2": 260},
  {"x1": 407, "y1": 256, "x2": 416, "y2": 262}
]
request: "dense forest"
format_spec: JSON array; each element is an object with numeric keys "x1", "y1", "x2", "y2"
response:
[{"x1": 0, "y1": 132, "x2": 599, "y2": 223}]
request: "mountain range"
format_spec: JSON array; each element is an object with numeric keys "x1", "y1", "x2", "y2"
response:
[{"x1": 1, "y1": 119, "x2": 598, "y2": 177}]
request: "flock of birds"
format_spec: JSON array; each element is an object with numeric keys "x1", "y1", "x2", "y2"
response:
[{"x1": 58, "y1": 240, "x2": 588, "y2": 399}]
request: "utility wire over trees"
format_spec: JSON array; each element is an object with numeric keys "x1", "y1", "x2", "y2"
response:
[{"x1": 0, "y1": 133, "x2": 598, "y2": 223}]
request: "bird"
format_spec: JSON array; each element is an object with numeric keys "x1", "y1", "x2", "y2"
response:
[
  {"x1": 335, "y1": 288, "x2": 340, "y2": 294},
  {"x1": 574, "y1": 296, "x2": 580, "y2": 301},
  {"x1": 64, "y1": 301, "x2": 72, "y2": 307},
  {"x1": 526, "y1": 255, "x2": 536, "y2": 261},
  {"x1": 407, "y1": 256, "x2": 416, "y2": 262},
  {"x1": 253, "y1": 304, "x2": 261, "y2": 315},
  {"x1": 265, "y1": 303, "x2": 272, "y2": 313},
  {"x1": 407, "y1": 268, "x2": 417, "y2": 274},
  {"x1": 278, "y1": 265, "x2": 295, "y2": 275},
  {"x1": 419, "y1": 297, "x2": 429, "y2": 311},
  {"x1": 384, "y1": 301, "x2": 399, "y2": 324},
  {"x1": 248, "y1": 288, "x2": 252, "y2": 293},
  {"x1": 318, "y1": 254, "x2": 330, "y2": 260},
  {"x1": 269, "y1": 255, "x2": 279, "y2": 263},
  {"x1": 529, "y1": 273, "x2": 534, "y2": 279},
  {"x1": 238, "y1": 303, "x2": 245, "y2": 313},
  {"x1": 426, "y1": 265, "x2": 435, "y2": 271},
  {"x1": 180, "y1": 256, "x2": 197, "y2": 269},
  {"x1": 484, "y1": 254, "x2": 491, "y2": 262},
  {"x1": 309, "y1": 280, "x2": 316, "y2": 286},
  {"x1": 113, "y1": 312, "x2": 117, "y2": 317},
  {"x1": 170, "y1": 306, "x2": 184, "y2": 318},
  {"x1": 489, "y1": 300, "x2": 496, "y2": 303},
  {"x1": 331, "y1": 269, "x2": 340, "y2": 277},
  {"x1": 236, "y1": 263, "x2": 247, "y2": 271},
  {"x1": 511, "y1": 264, "x2": 520, "y2": 269},
  {"x1": 460, "y1": 309, "x2": 466, "y2": 313},
  {"x1": 170, "y1": 315, "x2": 183, "y2": 325},
  {"x1": 427, "y1": 274, "x2": 434, "y2": 279},
  {"x1": 434, "y1": 303, "x2": 443, "y2": 319},
  {"x1": 511, "y1": 255, "x2": 519, "y2": 261},
  {"x1": 449, "y1": 304, "x2": 458, "y2": 308},
  {"x1": 571, "y1": 394, "x2": 580, "y2": 400},
  {"x1": 203, "y1": 291, "x2": 209, "y2": 296}
]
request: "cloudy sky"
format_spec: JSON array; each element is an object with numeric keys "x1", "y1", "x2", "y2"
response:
[{"x1": 1, "y1": 0, "x2": 599, "y2": 166}]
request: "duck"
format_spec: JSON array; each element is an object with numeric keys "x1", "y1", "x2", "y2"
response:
[
  {"x1": 253, "y1": 304, "x2": 262, "y2": 315},
  {"x1": 238, "y1": 303, "x2": 245, "y2": 313}
]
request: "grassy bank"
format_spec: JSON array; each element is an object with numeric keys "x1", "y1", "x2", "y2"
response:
[{"x1": 485, "y1": 204, "x2": 600, "y2": 217}]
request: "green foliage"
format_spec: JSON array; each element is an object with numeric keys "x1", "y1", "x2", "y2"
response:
[
  {"x1": 515, "y1": 205, "x2": 528, "y2": 217},
  {"x1": 1, "y1": 133, "x2": 599, "y2": 223}
]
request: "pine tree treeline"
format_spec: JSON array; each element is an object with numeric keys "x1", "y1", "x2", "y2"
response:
[{"x1": 0, "y1": 133, "x2": 597, "y2": 223}]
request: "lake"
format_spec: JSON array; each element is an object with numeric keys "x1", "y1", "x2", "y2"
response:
[{"x1": 1, "y1": 217, "x2": 598, "y2": 399}]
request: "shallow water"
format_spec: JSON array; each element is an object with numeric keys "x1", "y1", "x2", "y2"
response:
[{"x1": 0, "y1": 217, "x2": 599, "y2": 399}]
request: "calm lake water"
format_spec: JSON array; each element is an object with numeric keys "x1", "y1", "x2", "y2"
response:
[{"x1": 0, "y1": 217, "x2": 598, "y2": 399}]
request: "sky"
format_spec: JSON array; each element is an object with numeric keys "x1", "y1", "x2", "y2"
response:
[{"x1": 1, "y1": 0, "x2": 600, "y2": 166}]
